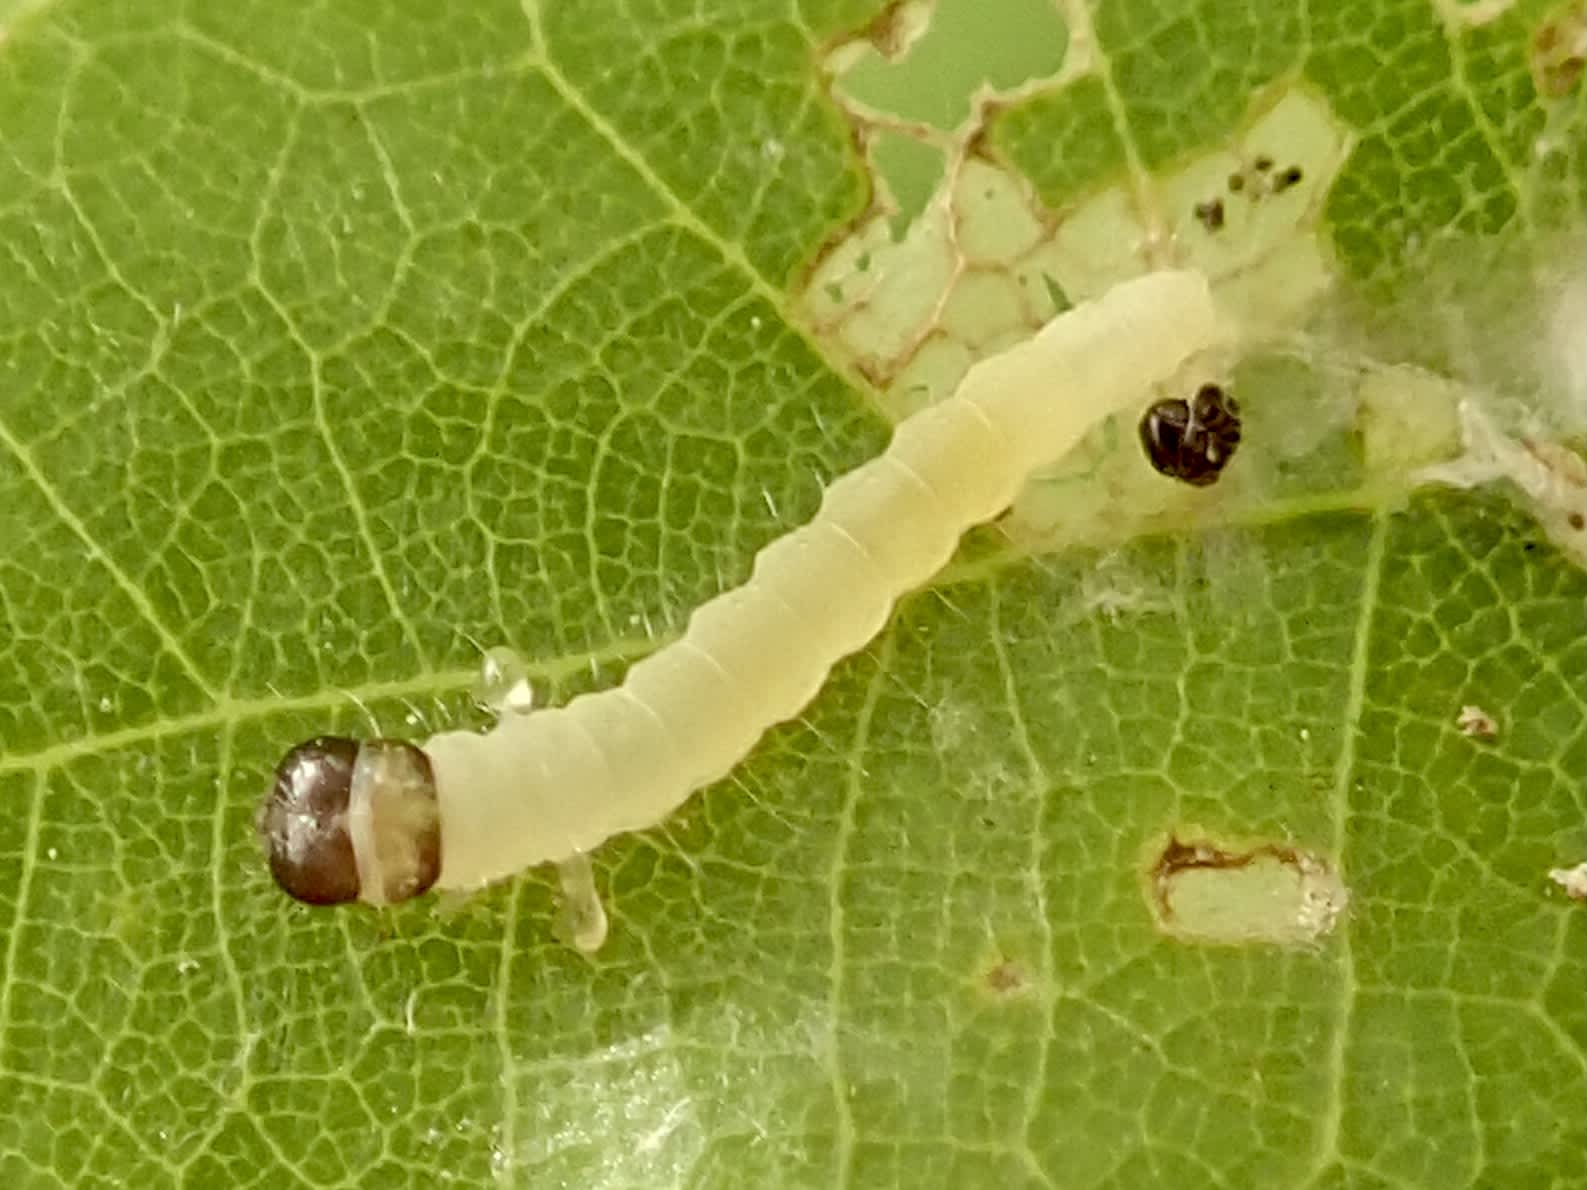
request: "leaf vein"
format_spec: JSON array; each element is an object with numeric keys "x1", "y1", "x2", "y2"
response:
[
  {"x1": 824, "y1": 643, "x2": 891, "y2": 1188},
  {"x1": 493, "y1": 880, "x2": 523, "y2": 1186},
  {"x1": 1303, "y1": 510, "x2": 1387, "y2": 1187},
  {"x1": 307, "y1": 354, "x2": 433, "y2": 668},
  {"x1": 0, "y1": 772, "x2": 43, "y2": 1072},
  {"x1": 0, "y1": 417, "x2": 221, "y2": 700},
  {"x1": 988, "y1": 582, "x2": 1060, "y2": 1190},
  {"x1": 0, "y1": 625, "x2": 659, "y2": 776}
]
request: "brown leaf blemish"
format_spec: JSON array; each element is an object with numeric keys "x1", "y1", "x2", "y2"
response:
[
  {"x1": 1146, "y1": 833, "x2": 1348, "y2": 947},
  {"x1": 1531, "y1": 5, "x2": 1587, "y2": 97},
  {"x1": 972, "y1": 949, "x2": 1038, "y2": 1003},
  {"x1": 984, "y1": 958, "x2": 1028, "y2": 994},
  {"x1": 855, "y1": 0, "x2": 929, "y2": 59}
]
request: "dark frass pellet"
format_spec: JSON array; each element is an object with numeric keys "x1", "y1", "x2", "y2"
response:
[
  {"x1": 1193, "y1": 198, "x2": 1226, "y2": 231},
  {"x1": 1139, "y1": 383, "x2": 1243, "y2": 487}
]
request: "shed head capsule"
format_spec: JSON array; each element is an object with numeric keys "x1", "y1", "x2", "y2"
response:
[{"x1": 258, "y1": 735, "x2": 443, "y2": 907}]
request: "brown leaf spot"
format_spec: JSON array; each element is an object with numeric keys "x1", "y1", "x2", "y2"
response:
[
  {"x1": 1531, "y1": 6, "x2": 1587, "y2": 97},
  {"x1": 983, "y1": 959, "x2": 1028, "y2": 995},
  {"x1": 1146, "y1": 833, "x2": 1348, "y2": 947}
]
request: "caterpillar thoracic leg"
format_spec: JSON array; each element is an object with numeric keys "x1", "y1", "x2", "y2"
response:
[{"x1": 258, "y1": 268, "x2": 1227, "y2": 926}]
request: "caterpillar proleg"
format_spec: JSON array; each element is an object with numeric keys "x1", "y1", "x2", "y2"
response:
[{"x1": 258, "y1": 269, "x2": 1227, "y2": 927}]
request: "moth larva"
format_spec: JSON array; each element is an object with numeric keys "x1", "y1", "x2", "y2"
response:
[{"x1": 258, "y1": 269, "x2": 1226, "y2": 919}]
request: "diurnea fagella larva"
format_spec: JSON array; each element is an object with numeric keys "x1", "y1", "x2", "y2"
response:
[{"x1": 258, "y1": 269, "x2": 1227, "y2": 920}]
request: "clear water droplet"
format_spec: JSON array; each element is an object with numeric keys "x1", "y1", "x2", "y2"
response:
[
  {"x1": 474, "y1": 646, "x2": 534, "y2": 716},
  {"x1": 502, "y1": 679, "x2": 534, "y2": 714}
]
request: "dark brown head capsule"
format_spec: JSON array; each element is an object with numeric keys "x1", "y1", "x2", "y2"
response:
[
  {"x1": 258, "y1": 735, "x2": 443, "y2": 907},
  {"x1": 1139, "y1": 383, "x2": 1242, "y2": 487}
]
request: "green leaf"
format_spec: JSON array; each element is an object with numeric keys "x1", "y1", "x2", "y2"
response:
[{"x1": 2, "y1": 1, "x2": 1582, "y2": 1187}]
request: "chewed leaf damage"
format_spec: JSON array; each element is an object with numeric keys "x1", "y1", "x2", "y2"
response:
[{"x1": 1146, "y1": 834, "x2": 1349, "y2": 948}]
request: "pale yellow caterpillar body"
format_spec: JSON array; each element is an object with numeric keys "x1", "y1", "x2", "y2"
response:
[
  {"x1": 258, "y1": 269, "x2": 1226, "y2": 920},
  {"x1": 425, "y1": 269, "x2": 1223, "y2": 891}
]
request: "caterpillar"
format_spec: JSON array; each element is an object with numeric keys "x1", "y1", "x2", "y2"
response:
[{"x1": 258, "y1": 269, "x2": 1227, "y2": 932}]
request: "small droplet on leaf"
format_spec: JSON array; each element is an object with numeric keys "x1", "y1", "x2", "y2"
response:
[{"x1": 475, "y1": 646, "x2": 534, "y2": 716}]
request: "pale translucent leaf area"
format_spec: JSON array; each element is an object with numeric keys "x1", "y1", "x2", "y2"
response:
[{"x1": 0, "y1": 2, "x2": 1582, "y2": 1189}]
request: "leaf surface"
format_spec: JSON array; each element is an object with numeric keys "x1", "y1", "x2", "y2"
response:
[{"x1": 0, "y1": 1, "x2": 1582, "y2": 1186}]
